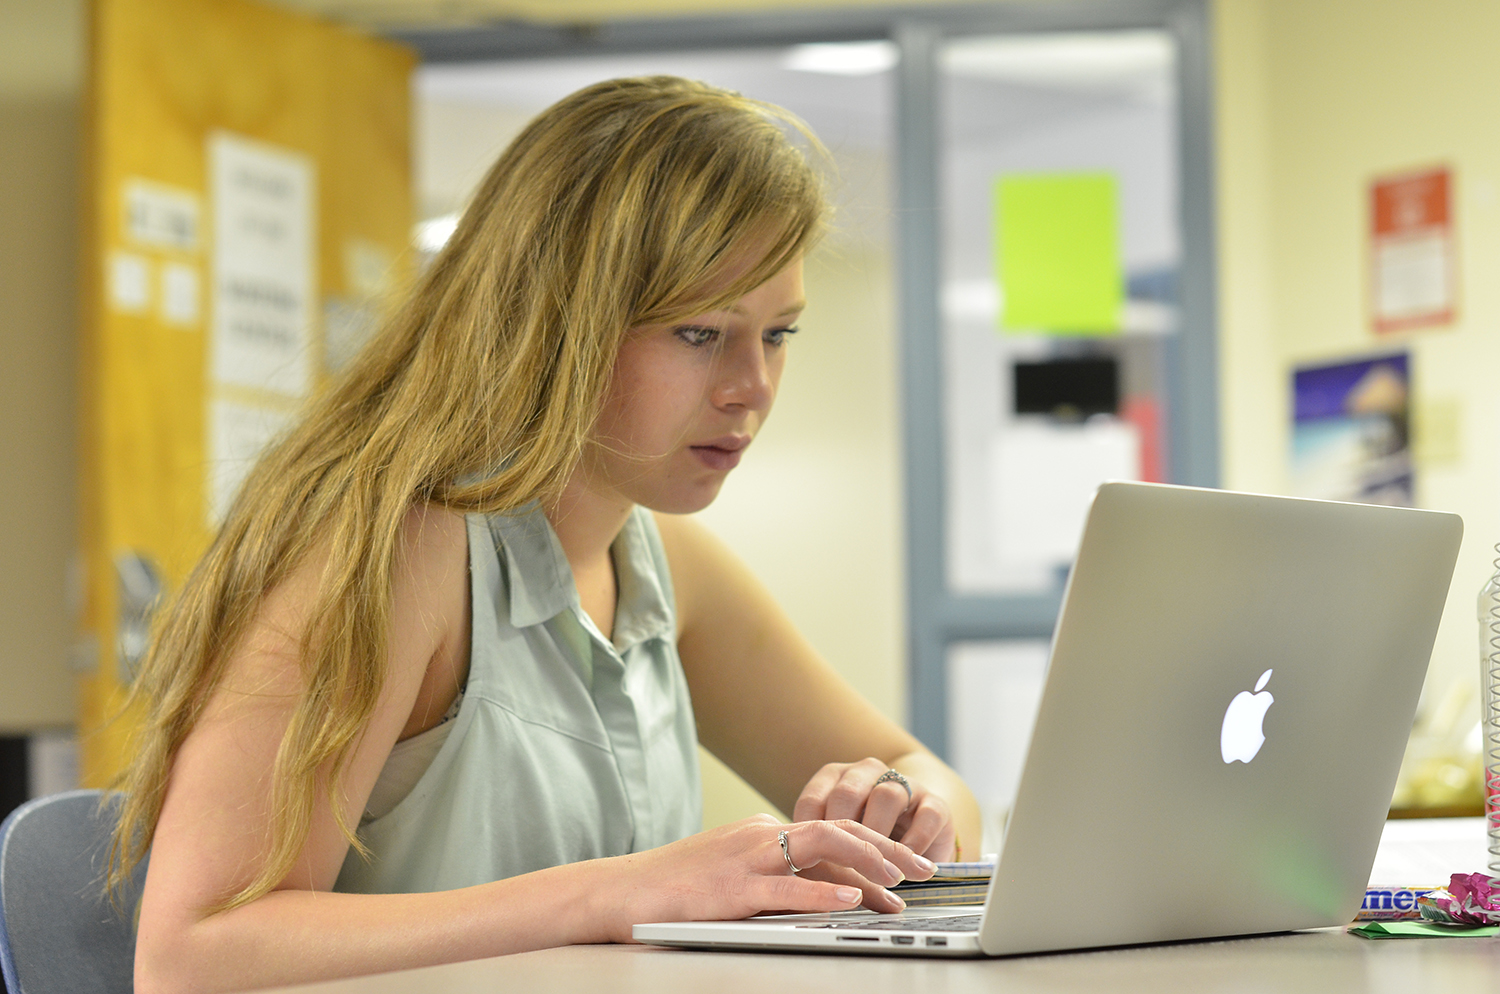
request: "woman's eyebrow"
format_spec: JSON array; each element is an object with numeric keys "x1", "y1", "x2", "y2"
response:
[{"x1": 724, "y1": 301, "x2": 807, "y2": 317}]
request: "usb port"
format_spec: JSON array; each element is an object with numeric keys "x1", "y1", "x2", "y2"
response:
[
  {"x1": 926, "y1": 936, "x2": 948, "y2": 947},
  {"x1": 891, "y1": 935, "x2": 915, "y2": 945}
]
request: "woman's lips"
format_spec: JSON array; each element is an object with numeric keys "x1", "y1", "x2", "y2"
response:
[{"x1": 690, "y1": 436, "x2": 749, "y2": 471}]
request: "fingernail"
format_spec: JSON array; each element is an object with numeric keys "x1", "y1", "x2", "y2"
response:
[
  {"x1": 884, "y1": 859, "x2": 904, "y2": 883},
  {"x1": 913, "y1": 855, "x2": 935, "y2": 874},
  {"x1": 836, "y1": 887, "x2": 862, "y2": 904},
  {"x1": 886, "y1": 889, "x2": 906, "y2": 910}
]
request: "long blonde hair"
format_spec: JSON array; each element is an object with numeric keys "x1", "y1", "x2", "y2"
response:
[{"x1": 110, "y1": 76, "x2": 829, "y2": 910}]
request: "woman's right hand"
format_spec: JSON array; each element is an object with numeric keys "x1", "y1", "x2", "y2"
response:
[{"x1": 604, "y1": 814, "x2": 936, "y2": 941}]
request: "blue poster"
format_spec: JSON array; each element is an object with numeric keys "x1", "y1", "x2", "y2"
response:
[{"x1": 1291, "y1": 353, "x2": 1412, "y2": 506}]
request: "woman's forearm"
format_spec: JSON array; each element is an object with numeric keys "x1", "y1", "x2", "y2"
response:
[
  {"x1": 136, "y1": 857, "x2": 624, "y2": 994},
  {"x1": 137, "y1": 815, "x2": 936, "y2": 994}
]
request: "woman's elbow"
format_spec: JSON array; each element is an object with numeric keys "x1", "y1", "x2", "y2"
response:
[{"x1": 133, "y1": 918, "x2": 218, "y2": 994}]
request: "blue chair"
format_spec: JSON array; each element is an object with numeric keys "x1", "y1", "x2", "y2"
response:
[{"x1": 0, "y1": 790, "x2": 147, "y2": 994}]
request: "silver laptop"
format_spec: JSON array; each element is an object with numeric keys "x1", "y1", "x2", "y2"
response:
[{"x1": 635, "y1": 482, "x2": 1462, "y2": 956}]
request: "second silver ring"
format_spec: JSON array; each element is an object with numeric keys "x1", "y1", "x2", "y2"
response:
[{"x1": 873, "y1": 768, "x2": 912, "y2": 802}]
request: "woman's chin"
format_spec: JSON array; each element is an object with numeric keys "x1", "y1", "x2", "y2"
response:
[{"x1": 638, "y1": 479, "x2": 728, "y2": 516}]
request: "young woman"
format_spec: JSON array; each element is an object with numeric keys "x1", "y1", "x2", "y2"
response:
[{"x1": 112, "y1": 76, "x2": 981, "y2": 993}]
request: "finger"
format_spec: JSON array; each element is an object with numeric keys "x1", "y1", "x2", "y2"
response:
[
  {"x1": 780, "y1": 820, "x2": 904, "y2": 886},
  {"x1": 792, "y1": 763, "x2": 848, "y2": 823},
  {"x1": 798, "y1": 861, "x2": 907, "y2": 914},
  {"x1": 895, "y1": 799, "x2": 952, "y2": 860},
  {"x1": 860, "y1": 778, "x2": 912, "y2": 839},
  {"x1": 837, "y1": 819, "x2": 938, "y2": 881},
  {"x1": 786, "y1": 819, "x2": 937, "y2": 886},
  {"x1": 752, "y1": 873, "x2": 867, "y2": 915},
  {"x1": 822, "y1": 758, "x2": 889, "y2": 822},
  {"x1": 932, "y1": 828, "x2": 957, "y2": 863}
]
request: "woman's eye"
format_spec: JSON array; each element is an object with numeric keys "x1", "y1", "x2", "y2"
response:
[
  {"x1": 675, "y1": 325, "x2": 719, "y2": 347},
  {"x1": 765, "y1": 326, "x2": 799, "y2": 347}
]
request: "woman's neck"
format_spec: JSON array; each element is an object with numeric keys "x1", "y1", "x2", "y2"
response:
[{"x1": 546, "y1": 473, "x2": 634, "y2": 565}]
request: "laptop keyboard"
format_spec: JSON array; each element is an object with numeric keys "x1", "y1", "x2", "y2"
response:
[{"x1": 796, "y1": 914, "x2": 982, "y2": 932}]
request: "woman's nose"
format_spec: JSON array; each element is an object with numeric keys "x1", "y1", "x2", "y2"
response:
[{"x1": 711, "y1": 337, "x2": 775, "y2": 412}]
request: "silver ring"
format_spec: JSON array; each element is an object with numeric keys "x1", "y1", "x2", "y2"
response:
[
  {"x1": 874, "y1": 769, "x2": 912, "y2": 802},
  {"x1": 778, "y1": 830, "x2": 801, "y2": 874}
]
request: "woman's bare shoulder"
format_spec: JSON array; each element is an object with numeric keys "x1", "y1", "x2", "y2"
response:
[
  {"x1": 216, "y1": 502, "x2": 468, "y2": 703},
  {"x1": 391, "y1": 504, "x2": 471, "y2": 737},
  {"x1": 392, "y1": 503, "x2": 470, "y2": 664},
  {"x1": 397, "y1": 502, "x2": 470, "y2": 588}
]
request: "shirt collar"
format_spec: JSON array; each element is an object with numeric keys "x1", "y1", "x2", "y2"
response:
[
  {"x1": 609, "y1": 509, "x2": 675, "y2": 653},
  {"x1": 489, "y1": 504, "x2": 675, "y2": 652},
  {"x1": 489, "y1": 504, "x2": 577, "y2": 629}
]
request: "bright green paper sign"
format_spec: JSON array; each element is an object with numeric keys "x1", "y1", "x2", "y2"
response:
[{"x1": 995, "y1": 173, "x2": 1123, "y2": 335}]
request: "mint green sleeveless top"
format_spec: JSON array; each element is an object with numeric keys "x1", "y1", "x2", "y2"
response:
[{"x1": 335, "y1": 505, "x2": 703, "y2": 894}]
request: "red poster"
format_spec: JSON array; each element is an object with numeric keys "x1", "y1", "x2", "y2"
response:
[{"x1": 1370, "y1": 167, "x2": 1455, "y2": 333}]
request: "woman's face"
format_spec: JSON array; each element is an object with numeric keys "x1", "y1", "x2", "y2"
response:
[{"x1": 580, "y1": 256, "x2": 805, "y2": 515}]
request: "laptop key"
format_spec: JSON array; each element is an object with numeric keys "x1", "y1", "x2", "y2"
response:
[{"x1": 796, "y1": 914, "x2": 983, "y2": 932}]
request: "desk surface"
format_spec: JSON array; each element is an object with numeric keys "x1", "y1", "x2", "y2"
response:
[
  {"x1": 262, "y1": 819, "x2": 1496, "y2": 992},
  {"x1": 265, "y1": 929, "x2": 1500, "y2": 993}
]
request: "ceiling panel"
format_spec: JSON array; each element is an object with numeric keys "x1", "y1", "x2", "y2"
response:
[{"x1": 268, "y1": 0, "x2": 964, "y2": 32}]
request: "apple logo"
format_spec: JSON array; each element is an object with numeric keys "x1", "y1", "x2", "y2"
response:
[{"x1": 1220, "y1": 668, "x2": 1274, "y2": 764}]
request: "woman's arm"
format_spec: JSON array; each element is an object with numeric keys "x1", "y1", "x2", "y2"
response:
[
  {"x1": 656, "y1": 514, "x2": 983, "y2": 860},
  {"x1": 136, "y1": 504, "x2": 469, "y2": 991},
  {"x1": 139, "y1": 816, "x2": 917, "y2": 994},
  {"x1": 135, "y1": 507, "x2": 930, "y2": 994}
]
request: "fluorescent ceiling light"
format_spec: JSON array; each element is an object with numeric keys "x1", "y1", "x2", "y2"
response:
[
  {"x1": 783, "y1": 41, "x2": 898, "y2": 76},
  {"x1": 414, "y1": 213, "x2": 459, "y2": 254},
  {"x1": 943, "y1": 31, "x2": 1173, "y2": 97}
]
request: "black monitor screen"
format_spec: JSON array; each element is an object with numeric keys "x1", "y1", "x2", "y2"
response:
[{"x1": 1012, "y1": 357, "x2": 1119, "y2": 418}]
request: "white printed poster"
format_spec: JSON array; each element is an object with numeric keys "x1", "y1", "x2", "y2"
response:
[{"x1": 209, "y1": 131, "x2": 316, "y2": 397}]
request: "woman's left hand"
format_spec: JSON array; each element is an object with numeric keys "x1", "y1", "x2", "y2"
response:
[{"x1": 791, "y1": 757, "x2": 957, "y2": 861}]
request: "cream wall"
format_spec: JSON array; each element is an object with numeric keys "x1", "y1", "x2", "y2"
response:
[
  {"x1": 0, "y1": 0, "x2": 84, "y2": 731},
  {"x1": 1213, "y1": 0, "x2": 1499, "y2": 739},
  {"x1": 1213, "y1": 0, "x2": 1280, "y2": 498}
]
